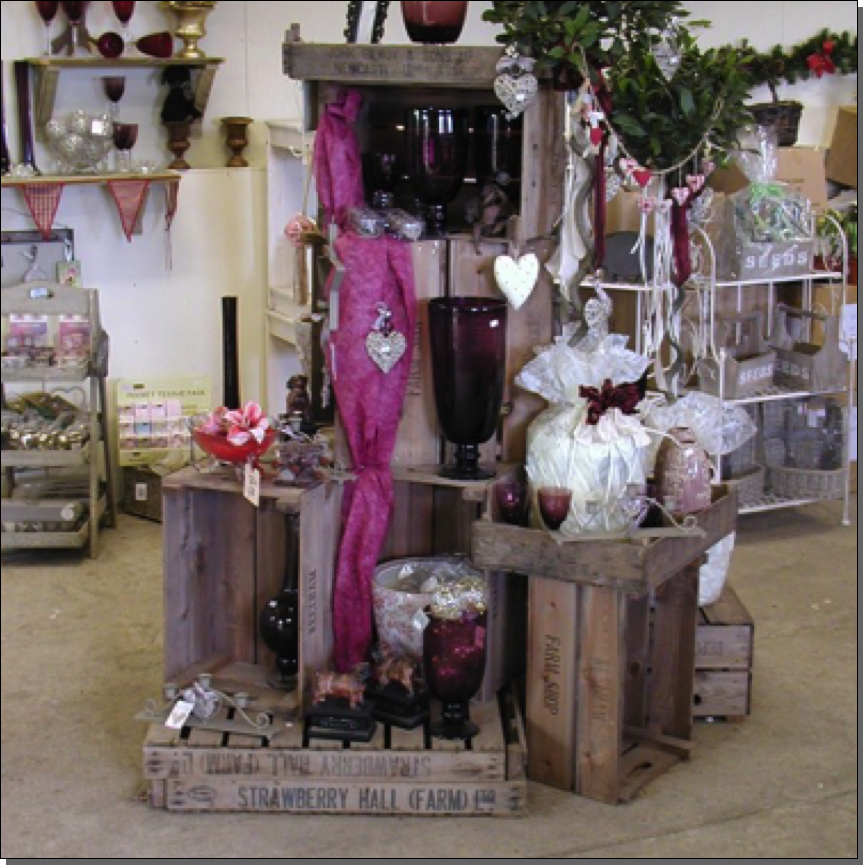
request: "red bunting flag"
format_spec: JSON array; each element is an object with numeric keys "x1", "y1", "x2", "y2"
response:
[
  {"x1": 20, "y1": 182, "x2": 66, "y2": 240},
  {"x1": 107, "y1": 178, "x2": 151, "y2": 242}
]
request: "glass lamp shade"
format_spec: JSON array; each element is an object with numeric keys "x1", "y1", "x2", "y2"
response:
[
  {"x1": 429, "y1": 297, "x2": 507, "y2": 480},
  {"x1": 402, "y1": 1, "x2": 469, "y2": 45},
  {"x1": 423, "y1": 611, "x2": 488, "y2": 741},
  {"x1": 406, "y1": 107, "x2": 469, "y2": 236}
]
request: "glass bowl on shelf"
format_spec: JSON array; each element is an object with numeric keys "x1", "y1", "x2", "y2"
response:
[{"x1": 188, "y1": 406, "x2": 277, "y2": 474}]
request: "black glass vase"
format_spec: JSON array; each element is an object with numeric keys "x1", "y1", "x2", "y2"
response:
[
  {"x1": 474, "y1": 106, "x2": 523, "y2": 193},
  {"x1": 429, "y1": 297, "x2": 507, "y2": 480},
  {"x1": 259, "y1": 513, "x2": 301, "y2": 691},
  {"x1": 406, "y1": 107, "x2": 469, "y2": 236}
]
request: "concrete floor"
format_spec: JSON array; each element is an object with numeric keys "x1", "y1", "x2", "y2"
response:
[{"x1": 0, "y1": 499, "x2": 857, "y2": 858}]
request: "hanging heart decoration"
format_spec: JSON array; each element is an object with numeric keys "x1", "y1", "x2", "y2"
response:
[
  {"x1": 366, "y1": 330, "x2": 407, "y2": 374},
  {"x1": 366, "y1": 303, "x2": 407, "y2": 374},
  {"x1": 671, "y1": 187, "x2": 691, "y2": 206},
  {"x1": 638, "y1": 197, "x2": 656, "y2": 215},
  {"x1": 589, "y1": 126, "x2": 605, "y2": 148},
  {"x1": 494, "y1": 252, "x2": 540, "y2": 311},
  {"x1": 686, "y1": 174, "x2": 706, "y2": 194},
  {"x1": 494, "y1": 49, "x2": 539, "y2": 121},
  {"x1": 633, "y1": 169, "x2": 653, "y2": 188},
  {"x1": 620, "y1": 158, "x2": 640, "y2": 176}
]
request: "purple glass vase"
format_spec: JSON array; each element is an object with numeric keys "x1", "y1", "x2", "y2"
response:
[
  {"x1": 402, "y1": 1, "x2": 469, "y2": 45},
  {"x1": 429, "y1": 297, "x2": 507, "y2": 480},
  {"x1": 406, "y1": 107, "x2": 469, "y2": 236},
  {"x1": 423, "y1": 611, "x2": 487, "y2": 741},
  {"x1": 655, "y1": 427, "x2": 713, "y2": 517}
]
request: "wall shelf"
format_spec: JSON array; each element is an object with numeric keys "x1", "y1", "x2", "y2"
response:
[
  {"x1": 24, "y1": 56, "x2": 225, "y2": 128},
  {"x1": 1, "y1": 170, "x2": 181, "y2": 189}
]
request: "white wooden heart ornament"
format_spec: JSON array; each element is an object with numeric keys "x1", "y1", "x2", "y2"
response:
[
  {"x1": 494, "y1": 253, "x2": 540, "y2": 311},
  {"x1": 366, "y1": 330, "x2": 407, "y2": 374}
]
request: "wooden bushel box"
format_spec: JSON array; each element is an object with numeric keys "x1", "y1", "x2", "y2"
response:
[
  {"x1": 161, "y1": 469, "x2": 343, "y2": 711},
  {"x1": 694, "y1": 586, "x2": 754, "y2": 721},
  {"x1": 144, "y1": 669, "x2": 527, "y2": 817},
  {"x1": 123, "y1": 468, "x2": 163, "y2": 522}
]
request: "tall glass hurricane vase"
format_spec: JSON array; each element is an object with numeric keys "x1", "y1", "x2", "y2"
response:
[
  {"x1": 424, "y1": 611, "x2": 488, "y2": 741},
  {"x1": 406, "y1": 107, "x2": 468, "y2": 237},
  {"x1": 429, "y1": 297, "x2": 507, "y2": 480}
]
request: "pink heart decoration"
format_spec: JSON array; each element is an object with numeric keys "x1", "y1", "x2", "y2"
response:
[
  {"x1": 686, "y1": 174, "x2": 706, "y2": 194},
  {"x1": 671, "y1": 187, "x2": 691, "y2": 206},
  {"x1": 633, "y1": 169, "x2": 653, "y2": 188},
  {"x1": 590, "y1": 127, "x2": 605, "y2": 147},
  {"x1": 620, "y1": 158, "x2": 639, "y2": 175},
  {"x1": 638, "y1": 197, "x2": 656, "y2": 215}
]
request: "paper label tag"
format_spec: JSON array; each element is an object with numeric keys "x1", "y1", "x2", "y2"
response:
[
  {"x1": 413, "y1": 610, "x2": 431, "y2": 632},
  {"x1": 135, "y1": 483, "x2": 149, "y2": 502},
  {"x1": 841, "y1": 304, "x2": 857, "y2": 361},
  {"x1": 244, "y1": 463, "x2": 261, "y2": 508},
  {"x1": 165, "y1": 700, "x2": 194, "y2": 730}
]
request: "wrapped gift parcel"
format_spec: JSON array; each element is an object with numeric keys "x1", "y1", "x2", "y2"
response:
[
  {"x1": 516, "y1": 328, "x2": 653, "y2": 537},
  {"x1": 720, "y1": 127, "x2": 815, "y2": 281}
]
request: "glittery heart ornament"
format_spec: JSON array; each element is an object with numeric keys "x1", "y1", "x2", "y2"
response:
[
  {"x1": 366, "y1": 330, "x2": 407, "y2": 374},
  {"x1": 494, "y1": 253, "x2": 540, "y2": 311}
]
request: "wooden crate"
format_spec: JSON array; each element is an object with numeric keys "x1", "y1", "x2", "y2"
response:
[
  {"x1": 161, "y1": 469, "x2": 343, "y2": 712},
  {"x1": 472, "y1": 488, "x2": 738, "y2": 805},
  {"x1": 381, "y1": 465, "x2": 529, "y2": 705},
  {"x1": 143, "y1": 664, "x2": 527, "y2": 817},
  {"x1": 123, "y1": 468, "x2": 163, "y2": 523},
  {"x1": 695, "y1": 586, "x2": 754, "y2": 722}
]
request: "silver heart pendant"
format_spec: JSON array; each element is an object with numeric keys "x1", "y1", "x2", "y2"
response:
[
  {"x1": 494, "y1": 71, "x2": 538, "y2": 120},
  {"x1": 366, "y1": 330, "x2": 407, "y2": 375}
]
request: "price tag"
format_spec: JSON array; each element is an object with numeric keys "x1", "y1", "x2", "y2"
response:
[
  {"x1": 165, "y1": 700, "x2": 194, "y2": 730},
  {"x1": 244, "y1": 463, "x2": 261, "y2": 508}
]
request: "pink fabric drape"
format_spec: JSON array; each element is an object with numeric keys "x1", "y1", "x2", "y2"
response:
[{"x1": 314, "y1": 90, "x2": 418, "y2": 672}]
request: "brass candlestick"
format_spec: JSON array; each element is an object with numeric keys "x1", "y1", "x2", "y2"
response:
[
  {"x1": 163, "y1": 1, "x2": 217, "y2": 59},
  {"x1": 221, "y1": 116, "x2": 253, "y2": 168}
]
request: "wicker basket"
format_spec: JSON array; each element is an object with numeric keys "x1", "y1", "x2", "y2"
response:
[
  {"x1": 726, "y1": 464, "x2": 767, "y2": 507},
  {"x1": 768, "y1": 466, "x2": 847, "y2": 501},
  {"x1": 749, "y1": 100, "x2": 804, "y2": 148}
]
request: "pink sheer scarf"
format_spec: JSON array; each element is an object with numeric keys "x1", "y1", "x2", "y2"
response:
[{"x1": 315, "y1": 90, "x2": 418, "y2": 671}]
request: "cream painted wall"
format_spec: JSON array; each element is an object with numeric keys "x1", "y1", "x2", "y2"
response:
[{"x1": 1, "y1": 1, "x2": 857, "y2": 407}]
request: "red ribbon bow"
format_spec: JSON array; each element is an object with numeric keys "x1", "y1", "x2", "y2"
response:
[
  {"x1": 808, "y1": 41, "x2": 837, "y2": 78},
  {"x1": 579, "y1": 380, "x2": 642, "y2": 426}
]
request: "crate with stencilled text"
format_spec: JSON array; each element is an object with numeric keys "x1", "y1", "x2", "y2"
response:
[{"x1": 142, "y1": 664, "x2": 527, "y2": 817}]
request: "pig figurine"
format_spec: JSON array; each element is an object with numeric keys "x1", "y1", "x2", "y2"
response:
[
  {"x1": 374, "y1": 654, "x2": 418, "y2": 697},
  {"x1": 314, "y1": 671, "x2": 366, "y2": 710}
]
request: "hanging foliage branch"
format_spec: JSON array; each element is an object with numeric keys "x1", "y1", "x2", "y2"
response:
[
  {"x1": 609, "y1": 31, "x2": 754, "y2": 172},
  {"x1": 482, "y1": 1, "x2": 692, "y2": 88},
  {"x1": 741, "y1": 29, "x2": 858, "y2": 101}
]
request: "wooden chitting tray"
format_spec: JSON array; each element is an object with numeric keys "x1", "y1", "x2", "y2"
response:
[{"x1": 471, "y1": 487, "x2": 739, "y2": 805}]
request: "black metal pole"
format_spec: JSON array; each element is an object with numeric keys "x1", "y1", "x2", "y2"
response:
[{"x1": 221, "y1": 296, "x2": 241, "y2": 409}]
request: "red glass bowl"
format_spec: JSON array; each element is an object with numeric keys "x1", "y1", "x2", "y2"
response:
[{"x1": 192, "y1": 426, "x2": 277, "y2": 466}]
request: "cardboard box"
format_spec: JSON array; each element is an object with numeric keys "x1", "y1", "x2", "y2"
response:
[
  {"x1": 710, "y1": 147, "x2": 829, "y2": 210},
  {"x1": 826, "y1": 106, "x2": 857, "y2": 189}
]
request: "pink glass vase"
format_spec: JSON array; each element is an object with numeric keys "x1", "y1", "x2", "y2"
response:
[{"x1": 402, "y1": 1, "x2": 469, "y2": 45}]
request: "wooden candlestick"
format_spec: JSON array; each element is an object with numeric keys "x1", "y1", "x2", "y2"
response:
[
  {"x1": 221, "y1": 116, "x2": 253, "y2": 168},
  {"x1": 164, "y1": 120, "x2": 192, "y2": 170}
]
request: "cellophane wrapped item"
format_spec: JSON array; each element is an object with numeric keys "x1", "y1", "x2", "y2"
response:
[
  {"x1": 721, "y1": 126, "x2": 814, "y2": 280},
  {"x1": 516, "y1": 327, "x2": 652, "y2": 537},
  {"x1": 644, "y1": 392, "x2": 758, "y2": 467}
]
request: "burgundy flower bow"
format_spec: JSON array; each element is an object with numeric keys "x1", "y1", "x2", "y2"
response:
[
  {"x1": 579, "y1": 380, "x2": 642, "y2": 426},
  {"x1": 808, "y1": 41, "x2": 837, "y2": 78}
]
